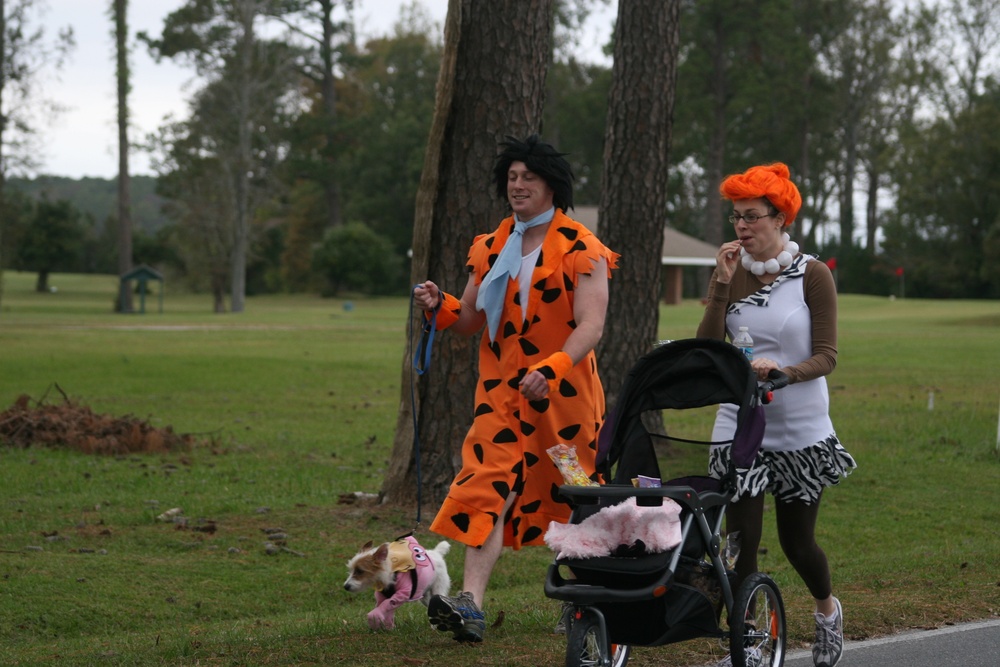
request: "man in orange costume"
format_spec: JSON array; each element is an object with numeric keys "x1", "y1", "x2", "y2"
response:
[{"x1": 414, "y1": 135, "x2": 618, "y2": 642}]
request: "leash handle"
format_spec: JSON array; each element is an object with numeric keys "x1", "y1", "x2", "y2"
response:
[
  {"x1": 408, "y1": 284, "x2": 440, "y2": 526},
  {"x1": 412, "y1": 284, "x2": 438, "y2": 376}
]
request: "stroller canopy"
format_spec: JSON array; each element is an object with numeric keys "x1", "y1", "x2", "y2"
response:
[{"x1": 597, "y1": 338, "x2": 761, "y2": 485}]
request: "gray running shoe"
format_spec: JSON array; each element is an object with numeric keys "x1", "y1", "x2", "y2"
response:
[
  {"x1": 428, "y1": 591, "x2": 486, "y2": 643},
  {"x1": 812, "y1": 597, "x2": 844, "y2": 667}
]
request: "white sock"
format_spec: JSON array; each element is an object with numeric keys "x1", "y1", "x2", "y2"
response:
[{"x1": 817, "y1": 600, "x2": 839, "y2": 623}]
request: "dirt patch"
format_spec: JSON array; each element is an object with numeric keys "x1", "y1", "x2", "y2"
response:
[{"x1": 0, "y1": 386, "x2": 198, "y2": 455}]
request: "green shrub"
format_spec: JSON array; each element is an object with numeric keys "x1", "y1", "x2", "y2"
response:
[{"x1": 312, "y1": 222, "x2": 404, "y2": 296}]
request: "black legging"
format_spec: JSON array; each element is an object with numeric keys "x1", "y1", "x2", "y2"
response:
[{"x1": 725, "y1": 491, "x2": 832, "y2": 600}]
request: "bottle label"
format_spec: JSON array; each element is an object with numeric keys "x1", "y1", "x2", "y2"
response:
[{"x1": 740, "y1": 347, "x2": 753, "y2": 361}]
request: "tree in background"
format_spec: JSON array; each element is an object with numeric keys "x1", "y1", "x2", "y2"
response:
[
  {"x1": 542, "y1": 57, "x2": 611, "y2": 205},
  {"x1": 311, "y1": 221, "x2": 401, "y2": 295},
  {"x1": 383, "y1": 0, "x2": 555, "y2": 507},
  {"x1": 0, "y1": 0, "x2": 73, "y2": 310},
  {"x1": 543, "y1": 0, "x2": 614, "y2": 206},
  {"x1": 335, "y1": 18, "x2": 441, "y2": 255},
  {"x1": 150, "y1": 47, "x2": 296, "y2": 313},
  {"x1": 111, "y1": 0, "x2": 133, "y2": 312},
  {"x1": 13, "y1": 196, "x2": 85, "y2": 292},
  {"x1": 143, "y1": 0, "x2": 300, "y2": 313},
  {"x1": 594, "y1": 0, "x2": 680, "y2": 407},
  {"x1": 268, "y1": 0, "x2": 356, "y2": 231}
]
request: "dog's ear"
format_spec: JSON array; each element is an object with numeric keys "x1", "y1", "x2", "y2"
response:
[
  {"x1": 373, "y1": 543, "x2": 389, "y2": 564},
  {"x1": 362, "y1": 540, "x2": 373, "y2": 551}
]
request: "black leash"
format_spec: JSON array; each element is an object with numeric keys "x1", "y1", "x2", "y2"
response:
[{"x1": 408, "y1": 284, "x2": 439, "y2": 528}]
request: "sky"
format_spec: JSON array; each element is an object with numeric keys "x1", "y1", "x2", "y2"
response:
[{"x1": 35, "y1": 0, "x2": 614, "y2": 180}]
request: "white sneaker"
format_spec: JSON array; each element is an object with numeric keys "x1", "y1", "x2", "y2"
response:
[{"x1": 812, "y1": 597, "x2": 844, "y2": 667}]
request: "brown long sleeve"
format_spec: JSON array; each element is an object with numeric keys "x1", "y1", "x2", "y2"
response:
[{"x1": 695, "y1": 259, "x2": 837, "y2": 384}]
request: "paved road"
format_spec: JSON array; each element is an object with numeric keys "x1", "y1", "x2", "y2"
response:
[{"x1": 780, "y1": 618, "x2": 1000, "y2": 667}]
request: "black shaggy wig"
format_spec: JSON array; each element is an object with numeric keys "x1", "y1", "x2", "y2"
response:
[{"x1": 492, "y1": 134, "x2": 575, "y2": 212}]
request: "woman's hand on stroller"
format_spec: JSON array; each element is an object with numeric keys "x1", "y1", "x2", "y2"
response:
[
  {"x1": 750, "y1": 357, "x2": 781, "y2": 381},
  {"x1": 759, "y1": 369, "x2": 790, "y2": 404}
]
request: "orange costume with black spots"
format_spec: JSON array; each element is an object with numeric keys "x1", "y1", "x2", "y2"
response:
[{"x1": 429, "y1": 209, "x2": 619, "y2": 550}]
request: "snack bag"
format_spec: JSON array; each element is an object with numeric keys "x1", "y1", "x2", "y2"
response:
[{"x1": 547, "y1": 444, "x2": 599, "y2": 486}]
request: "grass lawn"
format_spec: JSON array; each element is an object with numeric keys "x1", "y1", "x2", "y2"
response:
[{"x1": 1, "y1": 270, "x2": 998, "y2": 666}]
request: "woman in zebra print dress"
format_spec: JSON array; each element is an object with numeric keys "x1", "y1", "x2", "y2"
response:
[{"x1": 697, "y1": 163, "x2": 856, "y2": 667}]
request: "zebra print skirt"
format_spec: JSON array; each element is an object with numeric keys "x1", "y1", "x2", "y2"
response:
[{"x1": 708, "y1": 434, "x2": 857, "y2": 504}]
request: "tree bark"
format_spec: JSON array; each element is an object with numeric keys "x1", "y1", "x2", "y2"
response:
[
  {"x1": 0, "y1": 0, "x2": 8, "y2": 313},
  {"x1": 229, "y1": 0, "x2": 256, "y2": 314},
  {"x1": 595, "y1": 0, "x2": 681, "y2": 411},
  {"x1": 114, "y1": 0, "x2": 134, "y2": 313},
  {"x1": 383, "y1": 0, "x2": 554, "y2": 512},
  {"x1": 319, "y1": 0, "x2": 341, "y2": 229}
]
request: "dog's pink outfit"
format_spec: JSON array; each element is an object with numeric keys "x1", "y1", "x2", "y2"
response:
[{"x1": 367, "y1": 536, "x2": 438, "y2": 630}]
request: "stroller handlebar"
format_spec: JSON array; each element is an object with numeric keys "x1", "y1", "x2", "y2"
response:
[{"x1": 759, "y1": 369, "x2": 789, "y2": 404}]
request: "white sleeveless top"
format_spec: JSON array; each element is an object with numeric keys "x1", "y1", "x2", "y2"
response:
[{"x1": 711, "y1": 256, "x2": 834, "y2": 452}]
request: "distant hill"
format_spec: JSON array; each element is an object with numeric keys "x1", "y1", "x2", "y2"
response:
[{"x1": 7, "y1": 175, "x2": 170, "y2": 235}]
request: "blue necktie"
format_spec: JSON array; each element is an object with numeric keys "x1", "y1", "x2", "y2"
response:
[{"x1": 476, "y1": 207, "x2": 555, "y2": 342}]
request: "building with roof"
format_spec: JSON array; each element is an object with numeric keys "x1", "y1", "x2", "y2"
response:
[{"x1": 573, "y1": 205, "x2": 718, "y2": 304}]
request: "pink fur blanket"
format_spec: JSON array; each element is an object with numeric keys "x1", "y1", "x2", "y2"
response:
[{"x1": 545, "y1": 496, "x2": 682, "y2": 559}]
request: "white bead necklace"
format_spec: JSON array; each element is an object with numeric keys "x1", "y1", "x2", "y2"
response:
[{"x1": 740, "y1": 232, "x2": 799, "y2": 276}]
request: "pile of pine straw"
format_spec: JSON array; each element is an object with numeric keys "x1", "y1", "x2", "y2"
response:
[{"x1": 0, "y1": 386, "x2": 196, "y2": 455}]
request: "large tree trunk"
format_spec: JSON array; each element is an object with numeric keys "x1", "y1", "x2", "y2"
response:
[
  {"x1": 382, "y1": 0, "x2": 554, "y2": 512},
  {"x1": 35, "y1": 269, "x2": 49, "y2": 293},
  {"x1": 319, "y1": 0, "x2": 341, "y2": 229},
  {"x1": 229, "y1": 0, "x2": 256, "y2": 314},
  {"x1": 0, "y1": 0, "x2": 8, "y2": 313},
  {"x1": 595, "y1": 0, "x2": 681, "y2": 411},
  {"x1": 865, "y1": 164, "x2": 879, "y2": 251},
  {"x1": 839, "y1": 122, "x2": 857, "y2": 248},
  {"x1": 114, "y1": 0, "x2": 134, "y2": 313}
]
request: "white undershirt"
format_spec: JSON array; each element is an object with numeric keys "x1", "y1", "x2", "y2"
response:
[{"x1": 519, "y1": 245, "x2": 542, "y2": 321}]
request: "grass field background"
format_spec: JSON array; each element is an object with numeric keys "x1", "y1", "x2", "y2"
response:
[{"x1": 1, "y1": 270, "x2": 998, "y2": 666}]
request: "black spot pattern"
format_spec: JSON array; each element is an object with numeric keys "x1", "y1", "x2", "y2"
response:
[
  {"x1": 520, "y1": 500, "x2": 541, "y2": 514},
  {"x1": 474, "y1": 403, "x2": 494, "y2": 417},
  {"x1": 493, "y1": 428, "x2": 517, "y2": 444},
  {"x1": 559, "y1": 379, "x2": 578, "y2": 397},
  {"x1": 452, "y1": 513, "x2": 471, "y2": 532},
  {"x1": 522, "y1": 526, "x2": 543, "y2": 543},
  {"x1": 558, "y1": 424, "x2": 582, "y2": 440},
  {"x1": 541, "y1": 288, "x2": 562, "y2": 303},
  {"x1": 528, "y1": 398, "x2": 549, "y2": 413}
]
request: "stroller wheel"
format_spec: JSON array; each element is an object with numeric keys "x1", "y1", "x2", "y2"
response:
[
  {"x1": 565, "y1": 606, "x2": 631, "y2": 667},
  {"x1": 728, "y1": 572, "x2": 786, "y2": 667}
]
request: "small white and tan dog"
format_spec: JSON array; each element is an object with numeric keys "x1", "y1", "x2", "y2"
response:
[{"x1": 343, "y1": 534, "x2": 451, "y2": 630}]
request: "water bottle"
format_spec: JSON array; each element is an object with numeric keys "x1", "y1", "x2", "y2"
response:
[{"x1": 733, "y1": 326, "x2": 754, "y2": 361}]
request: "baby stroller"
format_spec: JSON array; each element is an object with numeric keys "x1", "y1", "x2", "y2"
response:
[{"x1": 544, "y1": 338, "x2": 789, "y2": 667}]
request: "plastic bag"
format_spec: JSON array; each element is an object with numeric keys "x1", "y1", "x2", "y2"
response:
[{"x1": 546, "y1": 444, "x2": 599, "y2": 486}]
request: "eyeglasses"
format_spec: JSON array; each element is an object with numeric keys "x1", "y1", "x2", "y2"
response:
[{"x1": 729, "y1": 212, "x2": 777, "y2": 225}]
